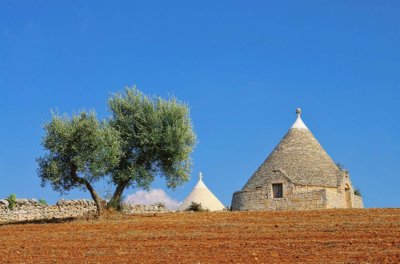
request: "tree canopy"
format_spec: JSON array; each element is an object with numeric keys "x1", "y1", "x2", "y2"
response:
[
  {"x1": 107, "y1": 88, "x2": 197, "y2": 208},
  {"x1": 37, "y1": 87, "x2": 196, "y2": 215},
  {"x1": 37, "y1": 112, "x2": 121, "y2": 216}
]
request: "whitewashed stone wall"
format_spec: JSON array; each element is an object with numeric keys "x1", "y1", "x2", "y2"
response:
[{"x1": 0, "y1": 199, "x2": 169, "y2": 223}]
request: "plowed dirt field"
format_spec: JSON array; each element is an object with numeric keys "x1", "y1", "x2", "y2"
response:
[{"x1": 0, "y1": 209, "x2": 399, "y2": 263}]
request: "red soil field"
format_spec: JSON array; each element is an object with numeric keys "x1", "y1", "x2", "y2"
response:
[{"x1": 0, "y1": 209, "x2": 399, "y2": 263}]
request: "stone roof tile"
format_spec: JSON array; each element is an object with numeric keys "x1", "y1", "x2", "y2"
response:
[{"x1": 243, "y1": 109, "x2": 341, "y2": 189}]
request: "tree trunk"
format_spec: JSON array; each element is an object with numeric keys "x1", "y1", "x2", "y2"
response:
[
  {"x1": 70, "y1": 165, "x2": 103, "y2": 218},
  {"x1": 107, "y1": 180, "x2": 129, "y2": 210},
  {"x1": 84, "y1": 180, "x2": 103, "y2": 217}
]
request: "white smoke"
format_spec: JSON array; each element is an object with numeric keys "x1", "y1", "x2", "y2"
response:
[{"x1": 125, "y1": 189, "x2": 181, "y2": 210}]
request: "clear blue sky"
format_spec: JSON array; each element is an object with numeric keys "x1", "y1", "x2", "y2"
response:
[{"x1": 1, "y1": 1, "x2": 399, "y2": 208}]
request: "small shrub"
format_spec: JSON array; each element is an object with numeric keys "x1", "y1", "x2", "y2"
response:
[
  {"x1": 38, "y1": 198, "x2": 48, "y2": 205},
  {"x1": 6, "y1": 194, "x2": 17, "y2": 209},
  {"x1": 354, "y1": 188, "x2": 362, "y2": 197},
  {"x1": 336, "y1": 162, "x2": 349, "y2": 173},
  {"x1": 185, "y1": 202, "x2": 209, "y2": 212}
]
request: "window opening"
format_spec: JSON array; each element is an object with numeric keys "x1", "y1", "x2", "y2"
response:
[{"x1": 272, "y1": 183, "x2": 283, "y2": 198}]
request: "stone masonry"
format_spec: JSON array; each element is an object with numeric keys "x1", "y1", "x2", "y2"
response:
[
  {"x1": 231, "y1": 109, "x2": 364, "y2": 211},
  {"x1": 0, "y1": 199, "x2": 169, "y2": 223}
]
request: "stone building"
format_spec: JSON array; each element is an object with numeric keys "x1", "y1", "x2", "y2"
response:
[
  {"x1": 231, "y1": 109, "x2": 363, "y2": 211},
  {"x1": 178, "y1": 173, "x2": 225, "y2": 211}
]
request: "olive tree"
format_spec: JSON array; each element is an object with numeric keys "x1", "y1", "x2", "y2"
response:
[
  {"x1": 107, "y1": 87, "x2": 196, "y2": 209},
  {"x1": 37, "y1": 112, "x2": 121, "y2": 216}
]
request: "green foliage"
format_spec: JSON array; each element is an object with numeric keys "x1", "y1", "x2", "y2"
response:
[
  {"x1": 354, "y1": 188, "x2": 362, "y2": 197},
  {"x1": 37, "y1": 111, "x2": 121, "y2": 194},
  {"x1": 6, "y1": 194, "x2": 17, "y2": 209},
  {"x1": 336, "y1": 162, "x2": 349, "y2": 173},
  {"x1": 107, "y1": 87, "x2": 196, "y2": 204},
  {"x1": 37, "y1": 111, "x2": 122, "y2": 217},
  {"x1": 37, "y1": 87, "x2": 196, "y2": 213},
  {"x1": 38, "y1": 198, "x2": 48, "y2": 205},
  {"x1": 185, "y1": 202, "x2": 209, "y2": 212}
]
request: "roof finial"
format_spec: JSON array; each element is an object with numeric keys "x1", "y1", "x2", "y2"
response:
[
  {"x1": 296, "y1": 108, "x2": 302, "y2": 117},
  {"x1": 291, "y1": 108, "x2": 308, "y2": 130},
  {"x1": 199, "y1": 172, "x2": 203, "y2": 180}
]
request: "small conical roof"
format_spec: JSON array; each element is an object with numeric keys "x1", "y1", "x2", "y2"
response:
[
  {"x1": 178, "y1": 173, "x2": 225, "y2": 211},
  {"x1": 243, "y1": 108, "x2": 341, "y2": 190}
]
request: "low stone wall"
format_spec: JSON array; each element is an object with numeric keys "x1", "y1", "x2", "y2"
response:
[
  {"x1": 123, "y1": 203, "x2": 169, "y2": 214},
  {"x1": 0, "y1": 199, "x2": 169, "y2": 223},
  {"x1": 0, "y1": 199, "x2": 96, "y2": 223}
]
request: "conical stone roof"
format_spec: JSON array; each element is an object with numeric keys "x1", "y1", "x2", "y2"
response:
[
  {"x1": 178, "y1": 173, "x2": 225, "y2": 211},
  {"x1": 243, "y1": 108, "x2": 342, "y2": 190}
]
